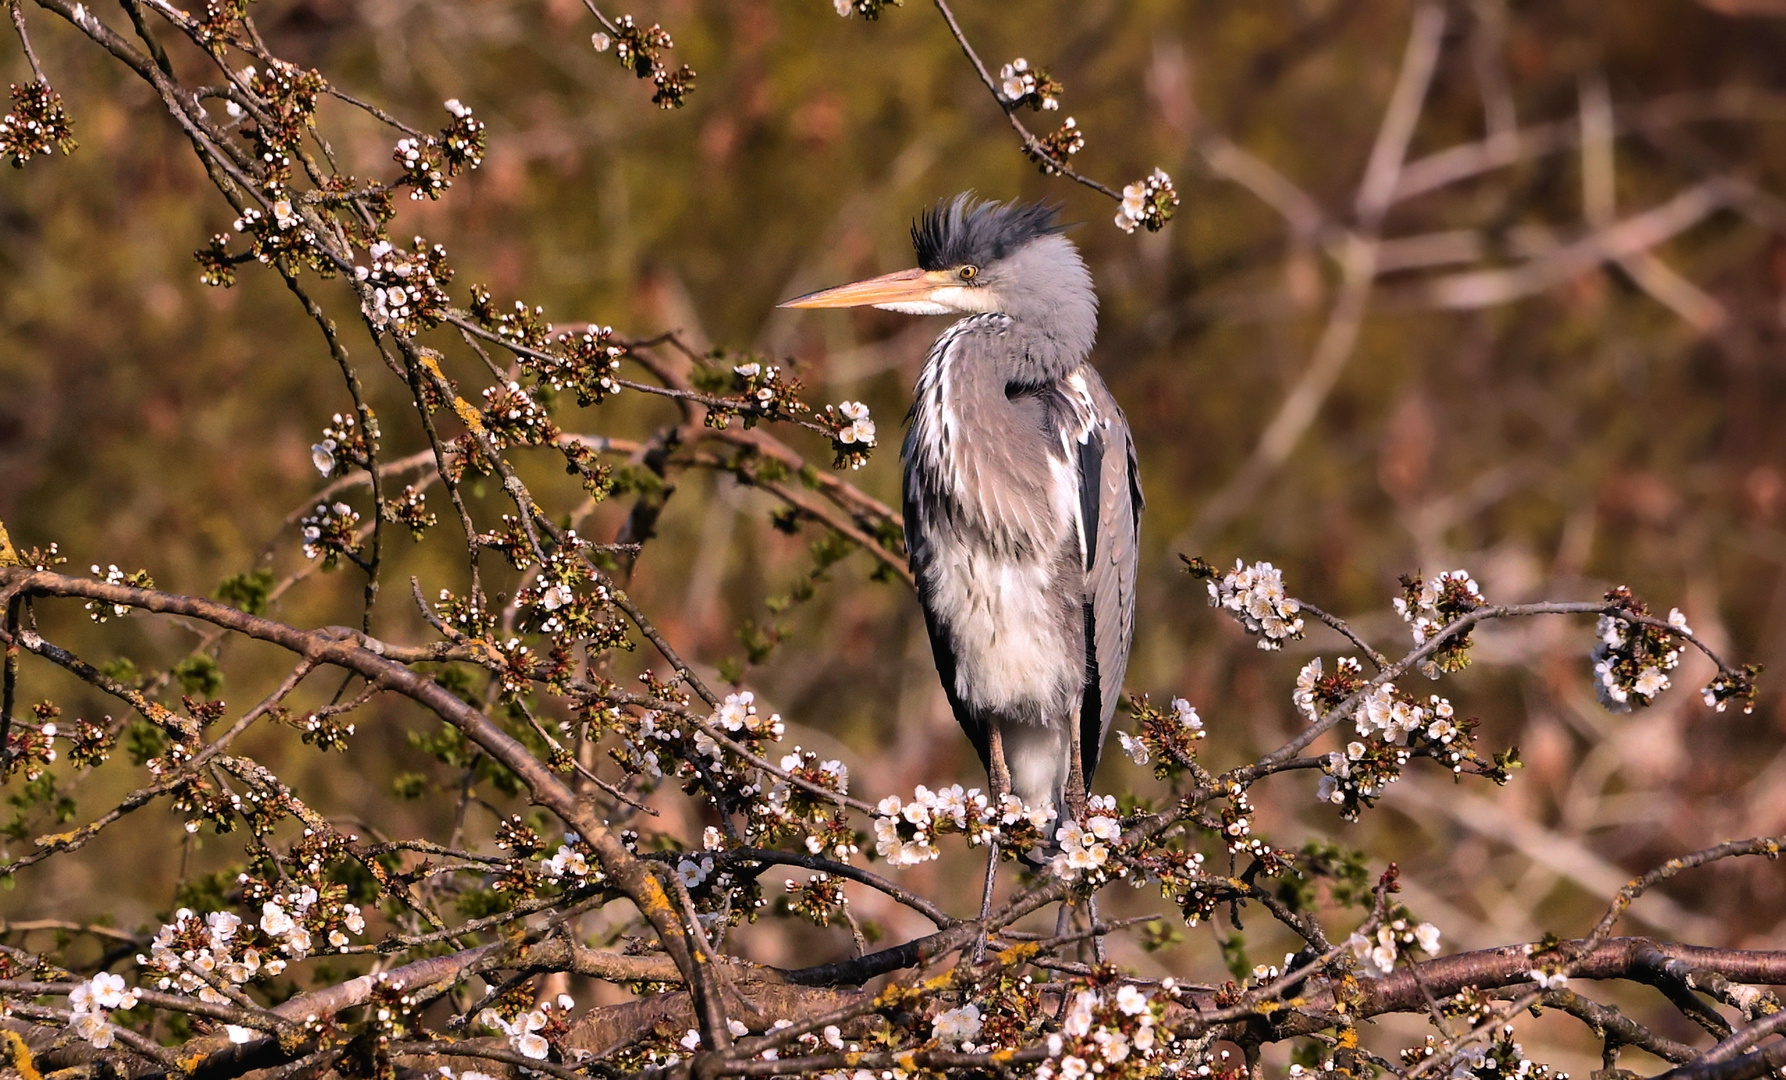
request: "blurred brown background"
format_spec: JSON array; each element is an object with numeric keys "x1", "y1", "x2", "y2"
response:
[{"x1": 3, "y1": 0, "x2": 1786, "y2": 1070}]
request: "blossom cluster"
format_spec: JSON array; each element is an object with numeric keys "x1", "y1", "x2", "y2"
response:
[
  {"x1": 63, "y1": 971, "x2": 139, "y2": 1048},
  {"x1": 604, "y1": 15, "x2": 696, "y2": 108},
  {"x1": 34, "y1": 706, "x2": 117, "y2": 772},
  {"x1": 1202, "y1": 558, "x2": 1305, "y2": 648},
  {"x1": 998, "y1": 58, "x2": 1063, "y2": 111},
  {"x1": 1115, "y1": 168, "x2": 1179, "y2": 233},
  {"x1": 293, "y1": 702, "x2": 357, "y2": 751},
  {"x1": 1032, "y1": 983, "x2": 1173, "y2": 1080},
  {"x1": 195, "y1": 232, "x2": 245, "y2": 287},
  {"x1": 1591, "y1": 587, "x2": 1688, "y2": 712},
  {"x1": 1118, "y1": 695, "x2": 1205, "y2": 779},
  {"x1": 0, "y1": 81, "x2": 76, "y2": 167},
  {"x1": 478, "y1": 994, "x2": 575, "y2": 1060},
  {"x1": 511, "y1": 550, "x2": 626, "y2": 651},
  {"x1": 393, "y1": 136, "x2": 445, "y2": 199},
  {"x1": 608, "y1": 690, "x2": 788, "y2": 825},
  {"x1": 241, "y1": 61, "x2": 325, "y2": 182},
  {"x1": 1149, "y1": 845, "x2": 1215, "y2": 925},
  {"x1": 300, "y1": 501, "x2": 362, "y2": 565},
  {"x1": 391, "y1": 99, "x2": 485, "y2": 199},
  {"x1": 870, "y1": 784, "x2": 1053, "y2": 867},
  {"x1": 832, "y1": 0, "x2": 902, "y2": 18},
  {"x1": 541, "y1": 837, "x2": 606, "y2": 885},
  {"x1": 1050, "y1": 794, "x2": 1124, "y2": 883},
  {"x1": 822, "y1": 400, "x2": 877, "y2": 469},
  {"x1": 1026, "y1": 116, "x2": 1084, "y2": 175},
  {"x1": 760, "y1": 747, "x2": 854, "y2": 856},
  {"x1": 1346, "y1": 916, "x2": 1441, "y2": 974},
  {"x1": 481, "y1": 380, "x2": 557, "y2": 446},
  {"x1": 1292, "y1": 656, "x2": 1365, "y2": 722},
  {"x1": 1703, "y1": 665, "x2": 1762, "y2": 715},
  {"x1": 230, "y1": 188, "x2": 323, "y2": 270},
  {"x1": 1395, "y1": 570, "x2": 1486, "y2": 674},
  {"x1": 469, "y1": 289, "x2": 553, "y2": 349},
  {"x1": 1355, "y1": 684, "x2": 1458, "y2": 746},
  {"x1": 474, "y1": 512, "x2": 544, "y2": 571},
  {"x1": 1403, "y1": 989, "x2": 1570, "y2": 1080},
  {"x1": 782, "y1": 870, "x2": 847, "y2": 926},
  {"x1": 310, "y1": 409, "x2": 378, "y2": 477},
  {"x1": 726, "y1": 361, "x2": 809, "y2": 426},
  {"x1": 382, "y1": 484, "x2": 436, "y2": 540},
  {"x1": 85, "y1": 563, "x2": 153, "y2": 622},
  {"x1": 139, "y1": 891, "x2": 365, "y2": 1008},
  {"x1": 433, "y1": 586, "x2": 496, "y2": 640},
  {"x1": 1314, "y1": 675, "x2": 1476, "y2": 817},
  {"x1": 1319, "y1": 739, "x2": 1408, "y2": 812},
  {"x1": 715, "y1": 690, "x2": 785, "y2": 739},
  {"x1": 5, "y1": 701, "x2": 61, "y2": 781},
  {"x1": 529, "y1": 324, "x2": 626, "y2": 406},
  {"x1": 355, "y1": 237, "x2": 453, "y2": 332},
  {"x1": 467, "y1": 293, "x2": 628, "y2": 406},
  {"x1": 440, "y1": 99, "x2": 487, "y2": 171},
  {"x1": 874, "y1": 786, "x2": 978, "y2": 867},
  {"x1": 931, "y1": 1002, "x2": 981, "y2": 1048}
]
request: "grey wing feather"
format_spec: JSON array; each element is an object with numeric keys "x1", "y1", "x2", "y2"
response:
[
  {"x1": 902, "y1": 461, "x2": 987, "y2": 770},
  {"x1": 1079, "y1": 370, "x2": 1142, "y2": 781}
]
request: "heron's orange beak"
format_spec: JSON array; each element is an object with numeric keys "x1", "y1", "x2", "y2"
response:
[{"x1": 778, "y1": 267, "x2": 951, "y2": 308}]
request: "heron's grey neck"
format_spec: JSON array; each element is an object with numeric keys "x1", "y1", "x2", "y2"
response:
[
  {"x1": 906, "y1": 310, "x2": 1083, "y2": 556},
  {"x1": 983, "y1": 234, "x2": 1098, "y2": 384}
]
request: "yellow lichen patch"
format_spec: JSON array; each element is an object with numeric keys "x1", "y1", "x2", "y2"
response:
[
  {"x1": 1336, "y1": 1027, "x2": 1359, "y2": 1049},
  {"x1": 1, "y1": 1030, "x2": 43, "y2": 1080},
  {"x1": 874, "y1": 983, "x2": 928, "y2": 1009},
  {"x1": 0, "y1": 519, "x2": 18, "y2": 567},
  {"x1": 178, "y1": 1047, "x2": 214, "y2": 1072},
  {"x1": 995, "y1": 942, "x2": 1040, "y2": 965},
  {"x1": 451, "y1": 395, "x2": 487, "y2": 437},
  {"x1": 636, "y1": 875, "x2": 677, "y2": 918}
]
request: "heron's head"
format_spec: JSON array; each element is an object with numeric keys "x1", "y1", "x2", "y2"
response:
[{"x1": 780, "y1": 195, "x2": 1096, "y2": 328}]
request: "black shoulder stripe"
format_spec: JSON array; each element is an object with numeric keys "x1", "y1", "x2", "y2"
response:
[
  {"x1": 1080, "y1": 600, "x2": 1101, "y2": 788},
  {"x1": 1078, "y1": 428, "x2": 1103, "y2": 572}
]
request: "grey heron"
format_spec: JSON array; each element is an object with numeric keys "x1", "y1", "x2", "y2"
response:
[{"x1": 782, "y1": 195, "x2": 1143, "y2": 919}]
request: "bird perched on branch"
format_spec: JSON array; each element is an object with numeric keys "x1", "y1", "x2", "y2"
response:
[{"x1": 782, "y1": 195, "x2": 1143, "y2": 877}]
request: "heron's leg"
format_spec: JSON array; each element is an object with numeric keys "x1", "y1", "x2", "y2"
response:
[
  {"x1": 1064, "y1": 729, "x2": 1089, "y2": 822},
  {"x1": 970, "y1": 840, "x2": 999, "y2": 965},
  {"x1": 973, "y1": 719, "x2": 1011, "y2": 964},
  {"x1": 1051, "y1": 900, "x2": 1078, "y2": 1022},
  {"x1": 986, "y1": 717, "x2": 1011, "y2": 802}
]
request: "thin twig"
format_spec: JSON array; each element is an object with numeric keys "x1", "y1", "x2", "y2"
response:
[{"x1": 928, "y1": 0, "x2": 1122, "y2": 200}]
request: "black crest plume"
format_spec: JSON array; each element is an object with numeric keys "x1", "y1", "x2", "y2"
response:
[{"x1": 912, "y1": 194, "x2": 1067, "y2": 271}]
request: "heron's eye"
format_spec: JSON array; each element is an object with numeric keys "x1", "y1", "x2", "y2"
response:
[{"x1": 958, "y1": 265, "x2": 979, "y2": 282}]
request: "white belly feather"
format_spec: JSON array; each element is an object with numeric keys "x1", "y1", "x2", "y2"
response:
[{"x1": 924, "y1": 533, "x2": 1079, "y2": 714}]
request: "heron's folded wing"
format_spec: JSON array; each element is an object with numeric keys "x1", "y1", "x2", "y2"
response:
[{"x1": 1079, "y1": 370, "x2": 1143, "y2": 780}]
